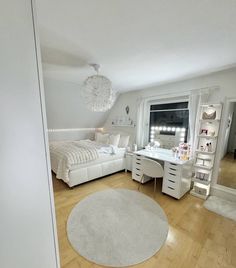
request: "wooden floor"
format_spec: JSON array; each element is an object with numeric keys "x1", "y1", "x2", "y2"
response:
[
  {"x1": 218, "y1": 153, "x2": 236, "y2": 189},
  {"x1": 53, "y1": 172, "x2": 236, "y2": 268}
]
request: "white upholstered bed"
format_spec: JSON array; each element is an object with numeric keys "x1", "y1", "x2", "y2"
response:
[{"x1": 50, "y1": 138, "x2": 126, "y2": 187}]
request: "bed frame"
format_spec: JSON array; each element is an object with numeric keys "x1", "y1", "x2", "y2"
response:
[{"x1": 58, "y1": 158, "x2": 125, "y2": 188}]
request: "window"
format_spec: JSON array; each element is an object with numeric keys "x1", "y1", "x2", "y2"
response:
[{"x1": 149, "y1": 101, "x2": 189, "y2": 148}]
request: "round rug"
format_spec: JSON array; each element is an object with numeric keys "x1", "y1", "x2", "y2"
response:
[{"x1": 67, "y1": 189, "x2": 168, "y2": 267}]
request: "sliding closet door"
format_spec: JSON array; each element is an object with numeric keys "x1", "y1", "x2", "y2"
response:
[{"x1": 0, "y1": 0, "x2": 59, "y2": 267}]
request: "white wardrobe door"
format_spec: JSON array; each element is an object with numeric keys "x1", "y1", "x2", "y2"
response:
[{"x1": 0, "y1": 0, "x2": 59, "y2": 267}]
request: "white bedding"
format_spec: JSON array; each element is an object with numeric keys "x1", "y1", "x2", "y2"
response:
[{"x1": 50, "y1": 139, "x2": 125, "y2": 182}]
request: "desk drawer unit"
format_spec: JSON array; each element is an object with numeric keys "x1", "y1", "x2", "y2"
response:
[
  {"x1": 132, "y1": 154, "x2": 151, "y2": 183},
  {"x1": 132, "y1": 154, "x2": 143, "y2": 182},
  {"x1": 162, "y1": 163, "x2": 181, "y2": 199},
  {"x1": 162, "y1": 161, "x2": 192, "y2": 199}
]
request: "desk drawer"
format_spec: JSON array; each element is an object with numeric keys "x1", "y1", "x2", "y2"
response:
[
  {"x1": 132, "y1": 172, "x2": 142, "y2": 182},
  {"x1": 165, "y1": 167, "x2": 181, "y2": 177},
  {"x1": 133, "y1": 168, "x2": 142, "y2": 176},
  {"x1": 162, "y1": 183, "x2": 180, "y2": 199},
  {"x1": 165, "y1": 162, "x2": 181, "y2": 171},
  {"x1": 164, "y1": 171, "x2": 181, "y2": 183},
  {"x1": 133, "y1": 156, "x2": 142, "y2": 167},
  {"x1": 164, "y1": 178, "x2": 180, "y2": 190}
]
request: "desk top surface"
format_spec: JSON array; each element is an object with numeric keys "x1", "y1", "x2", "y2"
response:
[{"x1": 134, "y1": 148, "x2": 191, "y2": 165}]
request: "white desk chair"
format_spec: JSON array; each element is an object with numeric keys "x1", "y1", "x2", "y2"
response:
[{"x1": 138, "y1": 158, "x2": 164, "y2": 193}]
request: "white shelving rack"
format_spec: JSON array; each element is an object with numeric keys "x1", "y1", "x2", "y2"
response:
[{"x1": 190, "y1": 103, "x2": 222, "y2": 200}]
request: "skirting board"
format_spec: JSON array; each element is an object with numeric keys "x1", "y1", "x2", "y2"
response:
[{"x1": 210, "y1": 184, "x2": 236, "y2": 202}]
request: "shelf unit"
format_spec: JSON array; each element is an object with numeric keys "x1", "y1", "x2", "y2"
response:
[{"x1": 191, "y1": 103, "x2": 222, "y2": 199}]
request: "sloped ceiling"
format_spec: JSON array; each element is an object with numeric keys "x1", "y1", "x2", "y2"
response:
[{"x1": 36, "y1": 0, "x2": 236, "y2": 93}]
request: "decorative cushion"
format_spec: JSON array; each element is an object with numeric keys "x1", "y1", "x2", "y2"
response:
[
  {"x1": 108, "y1": 134, "x2": 120, "y2": 147},
  {"x1": 118, "y1": 135, "x2": 130, "y2": 148},
  {"x1": 95, "y1": 132, "x2": 109, "y2": 144}
]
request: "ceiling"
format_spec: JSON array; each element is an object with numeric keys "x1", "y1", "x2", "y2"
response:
[{"x1": 36, "y1": 0, "x2": 236, "y2": 93}]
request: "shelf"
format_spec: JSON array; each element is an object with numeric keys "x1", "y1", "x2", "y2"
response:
[
  {"x1": 194, "y1": 164, "x2": 213, "y2": 170},
  {"x1": 112, "y1": 124, "x2": 135, "y2": 127},
  {"x1": 190, "y1": 189, "x2": 208, "y2": 200},
  {"x1": 200, "y1": 119, "x2": 220, "y2": 123},
  {"x1": 192, "y1": 177, "x2": 211, "y2": 185},
  {"x1": 196, "y1": 150, "x2": 215, "y2": 155},
  {"x1": 196, "y1": 156, "x2": 212, "y2": 161},
  {"x1": 197, "y1": 135, "x2": 218, "y2": 139},
  {"x1": 201, "y1": 103, "x2": 222, "y2": 108}
]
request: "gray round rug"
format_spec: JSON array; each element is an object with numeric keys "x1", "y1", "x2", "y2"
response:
[{"x1": 67, "y1": 189, "x2": 168, "y2": 267}]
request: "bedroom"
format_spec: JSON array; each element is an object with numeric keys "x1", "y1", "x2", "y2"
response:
[{"x1": 1, "y1": 1, "x2": 236, "y2": 268}]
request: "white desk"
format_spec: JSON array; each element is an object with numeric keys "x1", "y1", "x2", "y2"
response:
[{"x1": 132, "y1": 148, "x2": 193, "y2": 199}]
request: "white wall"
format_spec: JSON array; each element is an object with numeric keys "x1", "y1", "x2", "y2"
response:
[
  {"x1": 0, "y1": 1, "x2": 59, "y2": 267},
  {"x1": 43, "y1": 77, "x2": 109, "y2": 140}
]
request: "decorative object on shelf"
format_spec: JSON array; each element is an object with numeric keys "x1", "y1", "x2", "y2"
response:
[
  {"x1": 191, "y1": 103, "x2": 222, "y2": 200},
  {"x1": 82, "y1": 63, "x2": 116, "y2": 112},
  {"x1": 171, "y1": 146, "x2": 179, "y2": 157},
  {"x1": 202, "y1": 109, "x2": 216, "y2": 120},
  {"x1": 208, "y1": 130, "x2": 215, "y2": 137},
  {"x1": 193, "y1": 185, "x2": 207, "y2": 195},
  {"x1": 196, "y1": 171, "x2": 209, "y2": 181},
  {"x1": 196, "y1": 156, "x2": 212, "y2": 167},
  {"x1": 178, "y1": 143, "x2": 191, "y2": 160},
  {"x1": 125, "y1": 105, "x2": 129, "y2": 115},
  {"x1": 132, "y1": 144, "x2": 137, "y2": 152},
  {"x1": 111, "y1": 116, "x2": 135, "y2": 127},
  {"x1": 200, "y1": 129, "x2": 208, "y2": 135},
  {"x1": 205, "y1": 142, "x2": 212, "y2": 152}
]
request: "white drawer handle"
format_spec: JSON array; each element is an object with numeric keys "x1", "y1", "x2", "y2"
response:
[
  {"x1": 169, "y1": 172, "x2": 176, "y2": 176},
  {"x1": 136, "y1": 173, "x2": 140, "y2": 177},
  {"x1": 168, "y1": 179, "x2": 175, "y2": 183},
  {"x1": 136, "y1": 162, "x2": 140, "y2": 165},
  {"x1": 136, "y1": 168, "x2": 140, "y2": 171}
]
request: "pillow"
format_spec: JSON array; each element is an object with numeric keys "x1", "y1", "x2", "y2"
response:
[
  {"x1": 95, "y1": 132, "x2": 109, "y2": 144},
  {"x1": 118, "y1": 135, "x2": 130, "y2": 148},
  {"x1": 108, "y1": 134, "x2": 120, "y2": 147}
]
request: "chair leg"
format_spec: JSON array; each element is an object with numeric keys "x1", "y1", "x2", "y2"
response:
[
  {"x1": 138, "y1": 175, "x2": 144, "y2": 191},
  {"x1": 154, "y1": 178, "x2": 157, "y2": 193}
]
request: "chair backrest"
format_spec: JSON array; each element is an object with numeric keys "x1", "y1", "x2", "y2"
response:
[{"x1": 141, "y1": 158, "x2": 164, "y2": 178}]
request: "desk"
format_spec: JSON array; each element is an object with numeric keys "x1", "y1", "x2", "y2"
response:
[{"x1": 132, "y1": 148, "x2": 193, "y2": 199}]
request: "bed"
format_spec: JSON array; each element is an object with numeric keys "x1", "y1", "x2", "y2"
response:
[{"x1": 50, "y1": 135, "x2": 128, "y2": 187}]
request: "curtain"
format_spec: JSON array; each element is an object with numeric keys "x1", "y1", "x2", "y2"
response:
[
  {"x1": 189, "y1": 92, "x2": 200, "y2": 156},
  {"x1": 135, "y1": 98, "x2": 147, "y2": 149}
]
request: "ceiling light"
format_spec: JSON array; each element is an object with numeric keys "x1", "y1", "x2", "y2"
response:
[{"x1": 82, "y1": 64, "x2": 116, "y2": 112}]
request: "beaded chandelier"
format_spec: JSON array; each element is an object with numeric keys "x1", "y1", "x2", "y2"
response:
[{"x1": 82, "y1": 64, "x2": 115, "y2": 112}]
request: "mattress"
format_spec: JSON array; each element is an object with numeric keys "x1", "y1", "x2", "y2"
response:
[
  {"x1": 69, "y1": 148, "x2": 126, "y2": 170},
  {"x1": 50, "y1": 140, "x2": 126, "y2": 180}
]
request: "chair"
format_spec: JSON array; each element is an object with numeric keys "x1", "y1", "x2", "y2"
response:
[{"x1": 138, "y1": 158, "x2": 164, "y2": 193}]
